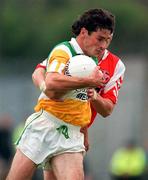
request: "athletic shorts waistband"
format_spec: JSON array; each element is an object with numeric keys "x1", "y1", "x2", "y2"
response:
[{"x1": 41, "y1": 109, "x2": 81, "y2": 131}]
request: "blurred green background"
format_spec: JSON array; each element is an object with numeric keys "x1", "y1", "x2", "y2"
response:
[
  {"x1": 0, "y1": 0, "x2": 148, "y2": 180},
  {"x1": 0, "y1": 0, "x2": 148, "y2": 74}
]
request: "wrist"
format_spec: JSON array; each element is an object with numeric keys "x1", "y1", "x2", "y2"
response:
[
  {"x1": 91, "y1": 89, "x2": 98, "y2": 100},
  {"x1": 39, "y1": 81, "x2": 46, "y2": 92}
]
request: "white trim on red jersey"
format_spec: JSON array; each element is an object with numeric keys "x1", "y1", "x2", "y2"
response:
[{"x1": 99, "y1": 50, "x2": 125, "y2": 104}]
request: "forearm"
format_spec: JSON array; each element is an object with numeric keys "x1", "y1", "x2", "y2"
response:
[
  {"x1": 80, "y1": 127, "x2": 89, "y2": 151},
  {"x1": 32, "y1": 68, "x2": 45, "y2": 88},
  {"x1": 45, "y1": 72, "x2": 96, "y2": 91},
  {"x1": 90, "y1": 95, "x2": 114, "y2": 117}
]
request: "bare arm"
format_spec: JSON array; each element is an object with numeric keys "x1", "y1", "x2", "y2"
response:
[
  {"x1": 80, "y1": 127, "x2": 89, "y2": 151},
  {"x1": 32, "y1": 67, "x2": 46, "y2": 90},
  {"x1": 87, "y1": 88, "x2": 114, "y2": 117},
  {"x1": 32, "y1": 67, "x2": 66, "y2": 99},
  {"x1": 45, "y1": 66, "x2": 105, "y2": 91}
]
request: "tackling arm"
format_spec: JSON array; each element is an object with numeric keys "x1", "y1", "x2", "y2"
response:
[
  {"x1": 88, "y1": 58, "x2": 126, "y2": 118},
  {"x1": 88, "y1": 88, "x2": 114, "y2": 117},
  {"x1": 32, "y1": 67, "x2": 46, "y2": 91}
]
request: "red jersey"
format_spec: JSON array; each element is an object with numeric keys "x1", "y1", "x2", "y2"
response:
[
  {"x1": 35, "y1": 49, "x2": 125, "y2": 127},
  {"x1": 88, "y1": 50, "x2": 125, "y2": 127}
]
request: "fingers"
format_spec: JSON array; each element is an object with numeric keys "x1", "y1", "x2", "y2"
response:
[
  {"x1": 85, "y1": 143, "x2": 89, "y2": 152},
  {"x1": 87, "y1": 88, "x2": 98, "y2": 100}
]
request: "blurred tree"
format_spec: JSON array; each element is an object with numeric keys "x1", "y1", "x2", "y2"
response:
[
  {"x1": 0, "y1": 0, "x2": 148, "y2": 65},
  {"x1": 137, "y1": 0, "x2": 148, "y2": 6}
]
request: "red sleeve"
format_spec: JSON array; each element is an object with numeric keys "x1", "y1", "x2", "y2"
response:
[
  {"x1": 35, "y1": 64, "x2": 46, "y2": 69},
  {"x1": 35, "y1": 59, "x2": 47, "y2": 70},
  {"x1": 101, "y1": 75, "x2": 124, "y2": 104}
]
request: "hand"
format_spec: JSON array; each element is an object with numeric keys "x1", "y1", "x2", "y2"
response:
[
  {"x1": 80, "y1": 127, "x2": 89, "y2": 151},
  {"x1": 84, "y1": 137, "x2": 89, "y2": 152},
  {"x1": 87, "y1": 88, "x2": 98, "y2": 100},
  {"x1": 89, "y1": 66, "x2": 105, "y2": 87}
]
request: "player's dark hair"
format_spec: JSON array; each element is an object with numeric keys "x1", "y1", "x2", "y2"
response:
[{"x1": 72, "y1": 8, "x2": 115, "y2": 36}]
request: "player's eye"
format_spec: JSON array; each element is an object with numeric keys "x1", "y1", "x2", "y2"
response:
[{"x1": 97, "y1": 38, "x2": 104, "y2": 42}]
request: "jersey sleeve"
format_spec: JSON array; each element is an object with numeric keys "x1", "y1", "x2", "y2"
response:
[
  {"x1": 46, "y1": 45, "x2": 71, "y2": 74},
  {"x1": 35, "y1": 59, "x2": 47, "y2": 70},
  {"x1": 101, "y1": 59, "x2": 126, "y2": 104}
]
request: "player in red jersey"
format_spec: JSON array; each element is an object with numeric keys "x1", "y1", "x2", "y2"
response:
[
  {"x1": 32, "y1": 49, "x2": 125, "y2": 179},
  {"x1": 88, "y1": 49, "x2": 125, "y2": 127}
]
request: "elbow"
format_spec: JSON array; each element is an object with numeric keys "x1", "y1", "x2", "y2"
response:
[
  {"x1": 32, "y1": 72, "x2": 37, "y2": 85},
  {"x1": 45, "y1": 73, "x2": 59, "y2": 91},
  {"x1": 32, "y1": 73, "x2": 35, "y2": 81},
  {"x1": 102, "y1": 111, "x2": 111, "y2": 118},
  {"x1": 44, "y1": 89, "x2": 56, "y2": 99},
  {"x1": 45, "y1": 79, "x2": 55, "y2": 91},
  {"x1": 101, "y1": 100, "x2": 114, "y2": 118},
  {"x1": 101, "y1": 108, "x2": 113, "y2": 118}
]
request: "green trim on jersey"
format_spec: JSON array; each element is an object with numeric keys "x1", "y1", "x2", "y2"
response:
[
  {"x1": 62, "y1": 41, "x2": 78, "y2": 57},
  {"x1": 92, "y1": 57, "x2": 98, "y2": 65},
  {"x1": 47, "y1": 40, "x2": 98, "y2": 65},
  {"x1": 47, "y1": 41, "x2": 78, "y2": 59},
  {"x1": 60, "y1": 41, "x2": 98, "y2": 65}
]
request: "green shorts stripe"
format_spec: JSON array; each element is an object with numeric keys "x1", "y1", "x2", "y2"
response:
[{"x1": 15, "y1": 109, "x2": 43, "y2": 145}]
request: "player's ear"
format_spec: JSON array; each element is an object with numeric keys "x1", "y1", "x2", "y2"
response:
[{"x1": 80, "y1": 27, "x2": 88, "y2": 36}]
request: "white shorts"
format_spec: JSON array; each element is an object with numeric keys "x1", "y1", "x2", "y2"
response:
[{"x1": 16, "y1": 110, "x2": 85, "y2": 169}]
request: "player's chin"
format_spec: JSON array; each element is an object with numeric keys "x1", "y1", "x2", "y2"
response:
[
  {"x1": 95, "y1": 50, "x2": 104, "y2": 57},
  {"x1": 86, "y1": 51, "x2": 97, "y2": 57},
  {"x1": 90, "y1": 53, "x2": 98, "y2": 58}
]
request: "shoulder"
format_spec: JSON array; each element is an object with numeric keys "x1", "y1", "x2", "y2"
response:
[
  {"x1": 100, "y1": 50, "x2": 125, "y2": 80},
  {"x1": 49, "y1": 41, "x2": 73, "y2": 59},
  {"x1": 101, "y1": 50, "x2": 125, "y2": 76},
  {"x1": 107, "y1": 51, "x2": 125, "y2": 71}
]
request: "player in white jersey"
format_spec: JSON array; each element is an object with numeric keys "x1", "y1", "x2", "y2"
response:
[
  {"x1": 33, "y1": 59, "x2": 90, "y2": 180},
  {"x1": 32, "y1": 45, "x2": 125, "y2": 180},
  {"x1": 7, "y1": 8, "x2": 124, "y2": 180}
]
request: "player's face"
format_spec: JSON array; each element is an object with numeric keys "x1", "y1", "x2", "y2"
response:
[{"x1": 82, "y1": 28, "x2": 112, "y2": 57}]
